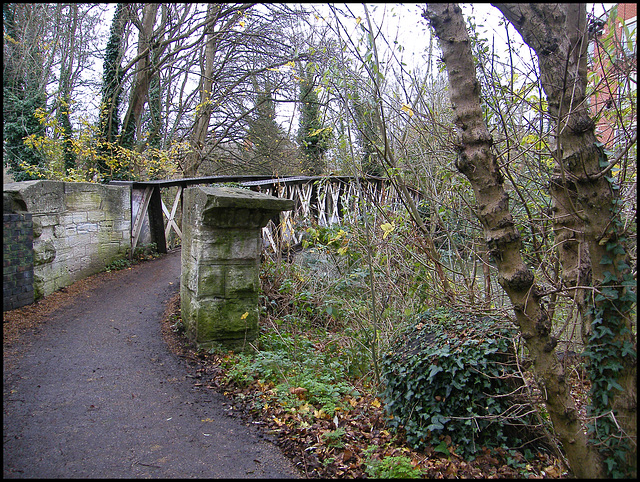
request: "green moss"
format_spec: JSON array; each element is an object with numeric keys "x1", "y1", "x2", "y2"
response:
[{"x1": 187, "y1": 298, "x2": 259, "y2": 351}]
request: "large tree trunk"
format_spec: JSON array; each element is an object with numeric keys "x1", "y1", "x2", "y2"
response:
[
  {"x1": 56, "y1": 4, "x2": 79, "y2": 173},
  {"x1": 494, "y1": 4, "x2": 636, "y2": 477},
  {"x1": 182, "y1": 4, "x2": 249, "y2": 177},
  {"x1": 120, "y1": 4, "x2": 159, "y2": 149},
  {"x1": 423, "y1": 4, "x2": 605, "y2": 478},
  {"x1": 183, "y1": 4, "x2": 219, "y2": 178},
  {"x1": 548, "y1": 175, "x2": 592, "y2": 345}
]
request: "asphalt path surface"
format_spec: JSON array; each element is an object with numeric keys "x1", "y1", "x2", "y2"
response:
[{"x1": 3, "y1": 249, "x2": 300, "y2": 478}]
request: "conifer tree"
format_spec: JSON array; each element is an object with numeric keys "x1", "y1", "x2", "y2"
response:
[
  {"x1": 244, "y1": 82, "x2": 291, "y2": 175},
  {"x1": 350, "y1": 86, "x2": 383, "y2": 177}
]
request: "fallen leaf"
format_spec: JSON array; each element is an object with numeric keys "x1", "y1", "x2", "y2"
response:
[
  {"x1": 544, "y1": 466, "x2": 561, "y2": 478},
  {"x1": 343, "y1": 447, "x2": 353, "y2": 462},
  {"x1": 289, "y1": 387, "x2": 307, "y2": 399}
]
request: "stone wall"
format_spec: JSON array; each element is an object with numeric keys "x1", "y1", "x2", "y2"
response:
[
  {"x1": 3, "y1": 213, "x2": 34, "y2": 311},
  {"x1": 3, "y1": 180, "x2": 131, "y2": 300}
]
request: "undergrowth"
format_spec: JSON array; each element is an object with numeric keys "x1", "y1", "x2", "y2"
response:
[
  {"x1": 203, "y1": 211, "x2": 567, "y2": 477},
  {"x1": 104, "y1": 242, "x2": 159, "y2": 272}
]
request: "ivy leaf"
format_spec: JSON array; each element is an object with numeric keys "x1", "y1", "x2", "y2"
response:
[
  {"x1": 616, "y1": 260, "x2": 631, "y2": 271},
  {"x1": 602, "y1": 271, "x2": 618, "y2": 284},
  {"x1": 621, "y1": 341, "x2": 636, "y2": 358},
  {"x1": 428, "y1": 364, "x2": 443, "y2": 381},
  {"x1": 606, "y1": 379, "x2": 623, "y2": 392},
  {"x1": 605, "y1": 458, "x2": 618, "y2": 473},
  {"x1": 599, "y1": 255, "x2": 613, "y2": 265},
  {"x1": 434, "y1": 440, "x2": 449, "y2": 454}
]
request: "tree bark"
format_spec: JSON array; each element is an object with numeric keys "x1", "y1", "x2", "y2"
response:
[
  {"x1": 423, "y1": 4, "x2": 604, "y2": 478},
  {"x1": 56, "y1": 4, "x2": 79, "y2": 173},
  {"x1": 182, "y1": 4, "x2": 223, "y2": 177},
  {"x1": 120, "y1": 4, "x2": 159, "y2": 149},
  {"x1": 493, "y1": 4, "x2": 636, "y2": 476}
]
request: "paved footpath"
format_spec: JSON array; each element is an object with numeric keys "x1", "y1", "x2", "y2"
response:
[{"x1": 3, "y1": 250, "x2": 300, "y2": 478}]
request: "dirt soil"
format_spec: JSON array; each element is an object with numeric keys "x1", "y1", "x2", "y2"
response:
[{"x1": 3, "y1": 249, "x2": 300, "y2": 478}]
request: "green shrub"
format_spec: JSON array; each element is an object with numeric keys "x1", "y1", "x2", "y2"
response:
[
  {"x1": 365, "y1": 455, "x2": 424, "y2": 478},
  {"x1": 322, "y1": 427, "x2": 347, "y2": 448},
  {"x1": 104, "y1": 257, "x2": 131, "y2": 272},
  {"x1": 381, "y1": 308, "x2": 539, "y2": 457}
]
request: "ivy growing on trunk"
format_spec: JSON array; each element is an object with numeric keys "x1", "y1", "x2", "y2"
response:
[{"x1": 97, "y1": 3, "x2": 128, "y2": 180}]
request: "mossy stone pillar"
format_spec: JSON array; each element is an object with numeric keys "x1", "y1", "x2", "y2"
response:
[{"x1": 181, "y1": 186, "x2": 293, "y2": 351}]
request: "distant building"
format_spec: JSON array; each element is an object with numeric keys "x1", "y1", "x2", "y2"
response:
[{"x1": 589, "y1": 3, "x2": 637, "y2": 149}]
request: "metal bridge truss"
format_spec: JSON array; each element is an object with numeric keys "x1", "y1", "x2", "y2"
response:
[{"x1": 111, "y1": 175, "x2": 422, "y2": 256}]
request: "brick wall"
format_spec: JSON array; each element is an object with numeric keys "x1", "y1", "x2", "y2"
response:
[{"x1": 3, "y1": 213, "x2": 34, "y2": 311}]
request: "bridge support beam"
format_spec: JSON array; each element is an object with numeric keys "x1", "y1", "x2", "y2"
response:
[{"x1": 180, "y1": 186, "x2": 293, "y2": 351}]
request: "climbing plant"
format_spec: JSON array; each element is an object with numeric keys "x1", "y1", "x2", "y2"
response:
[
  {"x1": 581, "y1": 144, "x2": 637, "y2": 478},
  {"x1": 297, "y1": 62, "x2": 332, "y2": 175}
]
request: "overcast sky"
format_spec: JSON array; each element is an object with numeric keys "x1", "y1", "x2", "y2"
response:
[{"x1": 90, "y1": 3, "x2": 618, "y2": 128}]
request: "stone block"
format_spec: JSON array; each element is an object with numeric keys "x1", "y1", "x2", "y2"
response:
[
  {"x1": 77, "y1": 223, "x2": 99, "y2": 234},
  {"x1": 53, "y1": 225, "x2": 66, "y2": 238},
  {"x1": 34, "y1": 240, "x2": 56, "y2": 266},
  {"x1": 190, "y1": 297, "x2": 259, "y2": 348},
  {"x1": 70, "y1": 212, "x2": 88, "y2": 224},
  {"x1": 181, "y1": 186, "x2": 293, "y2": 350},
  {"x1": 3, "y1": 180, "x2": 65, "y2": 214},
  {"x1": 195, "y1": 265, "x2": 226, "y2": 297},
  {"x1": 225, "y1": 263, "x2": 259, "y2": 297},
  {"x1": 193, "y1": 230, "x2": 262, "y2": 261}
]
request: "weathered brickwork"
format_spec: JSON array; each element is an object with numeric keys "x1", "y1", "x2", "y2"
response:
[
  {"x1": 3, "y1": 213, "x2": 34, "y2": 311},
  {"x1": 3, "y1": 180, "x2": 131, "y2": 301}
]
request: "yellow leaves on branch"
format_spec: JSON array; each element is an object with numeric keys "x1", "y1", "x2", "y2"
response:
[
  {"x1": 380, "y1": 222, "x2": 395, "y2": 239},
  {"x1": 307, "y1": 126, "x2": 332, "y2": 138},
  {"x1": 194, "y1": 96, "x2": 213, "y2": 116},
  {"x1": 23, "y1": 106, "x2": 188, "y2": 182},
  {"x1": 401, "y1": 104, "x2": 414, "y2": 117}
]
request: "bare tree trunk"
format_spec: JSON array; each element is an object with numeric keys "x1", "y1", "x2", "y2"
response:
[
  {"x1": 423, "y1": 4, "x2": 604, "y2": 478},
  {"x1": 120, "y1": 3, "x2": 159, "y2": 149},
  {"x1": 548, "y1": 176, "x2": 592, "y2": 345},
  {"x1": 56, "y1": 4, "x2": 80, "y2": 172},
  {"x1": 184, "y1": 4, "x2": 217, "y2": 177},
  {"x1": 182, "y1": 4, "x2": 250, "y2": 177}
]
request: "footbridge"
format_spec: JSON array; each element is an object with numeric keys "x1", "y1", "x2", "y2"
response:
[{"x1": 110, "y1": 175, "x2": 423, "y2": 256}]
